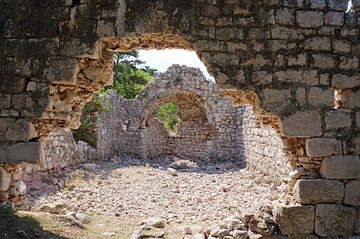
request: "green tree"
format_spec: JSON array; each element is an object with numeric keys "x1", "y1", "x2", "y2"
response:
[
  {"x1": 156, "y1": 102, "x2": 179, "y2": 133},
  {"x1": 73, "y1": 51, "x2": 158, "y2": 145},
  {"x1": 109, "y1": 51, "x2": 158, "y2": 99}
]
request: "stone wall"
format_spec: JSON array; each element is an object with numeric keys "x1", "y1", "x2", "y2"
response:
[
  {"x1": 1, "y1": 0, "x2": 360, "y2": 236},
  {"x1": 236, "y1": 106, "x2": 289, "y2": 183},
  {"x1": 97, "y1": 65, "x2": 240, "y2": 161},
  {"x1": 0, "y1": 128, "x2": 95, "y2": 206}
]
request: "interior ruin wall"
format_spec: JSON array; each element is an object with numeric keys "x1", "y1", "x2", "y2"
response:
[{"x1": 1, "y1": 0, "x2": 360, "y2": 237}]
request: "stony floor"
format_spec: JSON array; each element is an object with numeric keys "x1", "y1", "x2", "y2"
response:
[{"x1": 26, "y1": 155, "x2": 282, "y2": 238}]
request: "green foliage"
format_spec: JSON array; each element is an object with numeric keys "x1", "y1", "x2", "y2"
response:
[
  {"x1": 72, "y1": 92, "x2": 111, "y2": 146},
  {"x1": 73, "y1": 51, "x2": 158, "y2": 145},
  {"x1": 156, "y1": 103, "x2": 179, "y2": 133},
  {"x1": 108, "y1": 51, "x2": 158, "y2": 99}
]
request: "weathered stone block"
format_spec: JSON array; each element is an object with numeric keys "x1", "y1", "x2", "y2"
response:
[
  {"x1": 315, "y1": 204, "x2": 356, "y2": 237},
  {"x1": 341, "y1": 89, "x2": 360, "y2": 109},
  {"x1": 276, "y1": 8, "x2": 295, "y2": 25},
  {"x1": 0, "y1": 118, "x2": 15, "y2": 134},
  {"x1": 263, "y1": 89, "x2": 291, "y2": 105},
  {"x1": 211, "y1": 54, "x2": 239, "y2": 66},
  {"x1": 12, "y1": 94, "x2": 27, "y2": 110},
  {"x1": 297, "y1": 11, "x2": 323, "y2": 28},
  {"x1": 275, "y1": 204, "x2": 314, "y2": 235},
  {"x1": 252, "y1": 71, "x2": 272, "y2": 85},
  {"x1": 308, "y1": 87, "x2": 333, "y2": 107},
  {"x1": 288, "y1": 53, "x2": 306, "y2": 66},
  {"x1": 0, "y1": 167, "x2": 11, "y2": 192},
  {"x1": 8, "y1": 142, "x2": 43, "y2": 163},
  {"x1": 328, "y1": 0, "x2": 349, "y2": 11},
  {"x1": 293, "y1": 179, "x2": 344, "y2": 204},
  {"x1": 325, "y1": 109, "x2": 352, "y2": 129},
  {"x1": 216, "y1": 28, "x2": 244, "y2": 41},
  {"x1": 333, "y1": 39, "x2": 350, "y2": 53},
  {"x1": 304, "y1": 37, "x2": 331, "y2": 51},
  {"x1": 0, "y1": 76, "x2": 27, "y2": 94},
  {"x1": 0, "y1": 94, "x2": 11, "y2": 109},
  {"x1": 4, "y1": 119, "x2": 37, "y2": 142},
  {"x1": 340, "y1": 56, "x2": 359, "y2": 70},
  {"x1": 96, "y1": 20, "x2": 114, "y2": 37},
  {"x1": 324, "y1": 12, "x2": 344, "y2": 26},
  {"x1": 310, "y1": 0, "x2": 326, "y2": 9},
  {"x1": 282, "y1": 110, "x2": 322, "y2": 137},
  {"x1": 311, "y1": 54, "x2": 335, "y2": 69},
  {"x1": 306, "y1": 138, "x2": 342, "y2": 157},
  {"x1": 271, "y1": 26, "x2": 303, "y2": 40},
  {"x1": 320, "y1": 155, "x2": 360, "y2": 179},
  {"x1": 332, "y1": 74, "x2": 360, "y2": 89},
  {"x1": 43, "y1": 58, "x2": 78, "y2": 83},
  {"x1": 344, "y1": 180, "x2": 360, "y2": 206}
]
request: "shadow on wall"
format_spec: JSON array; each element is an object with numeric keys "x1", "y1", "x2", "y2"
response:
[{"x1": 0, "y1": 206, "x2": 68, "y2": 239}]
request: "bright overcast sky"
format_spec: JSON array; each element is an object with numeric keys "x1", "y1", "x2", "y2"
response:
[{"x1": 138, "y1": 49, "x2": 214, "y2": 80}]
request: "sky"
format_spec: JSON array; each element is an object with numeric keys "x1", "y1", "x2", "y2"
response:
[{"x1": 138, "y1": 49, "x2": 214, "y2": 80}]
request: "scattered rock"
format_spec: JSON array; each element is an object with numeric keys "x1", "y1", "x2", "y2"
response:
[
  {"x1": 145, "y1": 216, "x2": 166, "y2": 228},
  {"x1": 167, "y1": 168, "x2": 178, "y2": 176},
  {"x1": 39, "y1": 201, "x2": 68, "y2": 214}
]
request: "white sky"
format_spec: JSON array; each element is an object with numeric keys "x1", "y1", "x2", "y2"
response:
[{"x1": 138, "y1": 49, "x2": 214, "y2": 80}]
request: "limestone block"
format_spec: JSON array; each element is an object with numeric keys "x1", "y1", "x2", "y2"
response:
[
  {"x1": 309, "y1": 0, "x2": 326, "y2": 9},
  {"x1": 315, "y1": 204, "x2": 356, "y2": 237},
  {"x1": 211, "y1": 54, "x2": 239, "y2": 66},
  {"x1": 341, "y1": 89, "x2": 360, "y2": 109},
  {"x1": 275, "y1": 204, "x2": 314, "y2": 235},
  {"x1": 324, "y1": 11, "x2": 344, "y2": 26},
  {"x1": 0, "y1": 118, "x2": 15, "y2": 134},
  {"x1": 288, "y1": 53, "x2": 306, "y2": 66},
  {"x1": 252, "y1": 71, "x2": 272, "y2": 85},
  {"x1": 357, "y1": 112, "x2": 360, "y2": 128},
  {"x1": 4, "y1": 119, "x2": 37, "y2": 142},
  {"x1": 275, "y1": 8, "x2": 295, "y2": 25},
  {"x1": 293, "y1": 179, "x2": 344, "y2": 204},
  {"x1": 12, "y1": 94, "x2": 27, "y2": 110},
  {"x1": 332, "y1": 74, "x2": 360, "y2": 89},
  {"x1": 96, "y1": 20, "x2": 114, "y2": 37},
  {"x1": 0, "y1": 167, "x2": 11, "y2": 192},
  {"x1": 320, "y1": 155, "x2": 360, "y2": 179},
  {"x1": 328, "y1": 0, "x2": 349, "y2": 11},
  {"x1": 8, "y1": 142, "x2": 42, "y2": 163},
  {"x1": 325, "y1": 109, "x2": 352, "y2": 129},
  {"x1": 43, "y1": 58, "x2": 78, "y2": 83},
  {"x1": 0, "y1": 94, "x2": 11, "y2": 109},
  {"x1": 333, "y1": 40, "x2": 350, "y2": 53},
  {"x1": 304, "y1": 37, "x2": 331, "y2": 51},
  {"x1": 297, "y1": 11, "x2": 323, "y2": 28},
  {"x1": 282, "y1": 110, "x2": 322, "y2": 137},
  {"x1": 340, "y1": 56, "x2": 359, "y2": 70},
  {"x1": 0, "y1": 76, "x2": 27, "y2": 94},
  {"x1": 344, "y1": 180, "x2": 360, "y2": 206},
  {"x1": 311, "y1": 54, "x2": 335, "y2": 69},
  {"x1": 216, "y1": 28, "x2": 244, "y2": 41},
  {"x1": 262, "y1": 89, "x2": 291, "y2": 105},
  {"x1": 306, "y1": 138, "x2": 342, "y2": 157},
  {"x1": 271, "y1": 26, "x2": 303, "y2": 40},
  {"x1": 308, "y1": 87, "x2": 333, "y2": 107},
  {"x1": 284, "y1": 0, "x2": 303, "y2": 7}
]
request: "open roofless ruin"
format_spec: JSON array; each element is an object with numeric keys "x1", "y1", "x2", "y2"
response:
[{"x1": 1, "y1": 0, "x2": 360, "y2": 238}]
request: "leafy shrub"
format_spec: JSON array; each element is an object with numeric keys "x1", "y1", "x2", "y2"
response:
[{"x1": 156, "y1": 102, "x2": 179, "y2": 133}]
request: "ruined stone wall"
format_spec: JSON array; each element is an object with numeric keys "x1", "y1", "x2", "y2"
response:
[
  {"x1": 97, "y1": 65, "x2": 239, "y2": 161},
  {"x1": 236, "y1": 106, "x2": 289, "y2": 183},
  {"x1": 1, "y1": 0, "x2": 360, "y2": 237},
  {"x1": 142, "y1": 117, "x2": 170, "y2": 158},
  {"x1": 168, "y1": 121, "x2": 212, "y2": 159}
]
